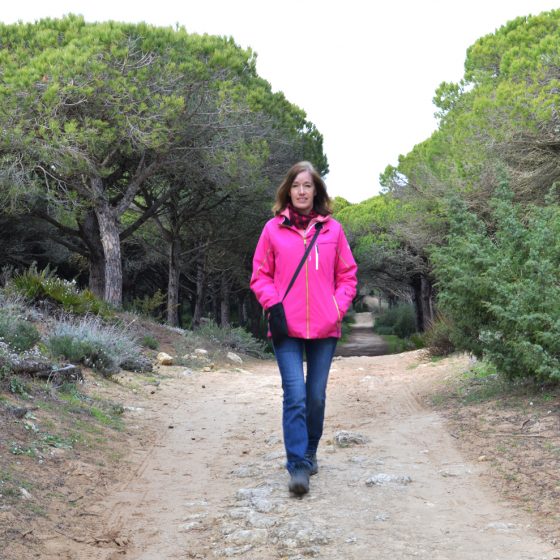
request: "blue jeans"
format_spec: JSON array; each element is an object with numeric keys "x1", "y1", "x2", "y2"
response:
[{"x1": 273, "y1": 337, "x2": 338, "y2": 473}]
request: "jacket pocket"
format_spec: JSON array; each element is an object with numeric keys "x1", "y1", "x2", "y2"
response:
[{"x1": 332, "y1": 295, "x2": 341, "y2": 322}]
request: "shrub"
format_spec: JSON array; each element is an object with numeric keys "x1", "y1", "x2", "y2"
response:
[
  {"x1": 9, "y1": 264, "x2": 112, "y2": 317},
  {"x1": 126, "y1": 290, "x2": 166, "y2": 320},
  {"x1": 422, "y1": 314, "x2": 456, "y2": 357},
  {"x1": 140, "y1": 334, "x2": 159, "y2": 350},
  {"x1": 381, "y1": 334, "x2": 416, "y2": 354},
  {"x1": 431, "y1": 183, "x2": 560, "y2": 382},
  {"x1": 373, "y1": 303, "x2": 417, "y2": 339},
  {"x1": 0, "y1": 314, "x2": 41, "y2": 352},
  {"x1": 180, "y1": 321, "x2": 268, "y2": 359},
  {"x1": 45, "y1": 316, "x2": 144, "y2": 376}
]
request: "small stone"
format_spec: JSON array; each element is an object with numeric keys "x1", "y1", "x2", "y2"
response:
[
  {"x1": 157, "y1": 352, "x2": 174, "y2": 366},
  {"x1": 485, "y1": 522, "x2": 516, "y2": 532},
  {"x1": 365, "y1": 473, "x2": 412, "y2": 486},
  {"x1": 265, "y1": 435, "x2": 282, "y2": 446},
  {"x1": 246, "y1": 511, "x2": 278, "y2": 528},
  {"x1": 194, "y1": 348, "x2": 208, "y2": 355},
  {"x1": 226, "y1": 352, "x2": 243, "y2": 365},
  {"x1": 334, "y1": 431, "x2": 368, "y2": 447},
  {"x1": 478, "y1": 455, "x2": 488, "y2": 461},
  {"x1": 222, "y1": 545, "x2": 255, "y2": 557},
  {"x1": 231, "y1": 466, "x2": 260, "y2": 478},
  {"x1": 123, "y1": 406, "x2": 144, "y2": 413},
  {"x1": 202, "y1": 367, "x2": 212, "y2": 372},
  {"x1": 20, "y1": 488, "x2": 33, "y2": 500},
  {"x1": 178, "y1": 521, "x2": 202, "y2": 532},
  {"x1": 225, "y1": 528, "x2": 268, "y2": 545}
]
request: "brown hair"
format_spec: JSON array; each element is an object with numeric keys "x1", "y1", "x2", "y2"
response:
[{"x1": 272, "y1": 161, "x2": 332, "y2": 216}]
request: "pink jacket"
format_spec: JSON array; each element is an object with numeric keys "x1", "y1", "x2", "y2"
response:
[{"x1": 250, "y1": 210, "x2": 358, "y2": 339}]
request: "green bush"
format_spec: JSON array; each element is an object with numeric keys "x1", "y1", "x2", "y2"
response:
[
  {"x1": 373, "y1": 303, "x2": 417, "y2": 339},
  {"x1": 45, "y1": 316, "x2": 144, "y2": 376},
  {"x1": 180, "y1": 320, "x2": 268, "y2": 359},
  {"x1": 431, "y1": 183, "x2": 560, "y2": 382},
  {"x1": 9, "y1": 265, "x2": 112, "y2": 317},
  {"x1": 140, "y1": 334, "x2": 159, "y2": 350},
  {"x1": 421, "y1": 314, "x2": 456, "y2": 357},
  {"x1": 381, "y1": 334, "x2": 416, "y2": 354},
  {"x1": 0, "y1": 314, "x2": 41, "y2": 352},
  {"x1": 126, "y1": 290, "x2": 166, "y2": 320}
]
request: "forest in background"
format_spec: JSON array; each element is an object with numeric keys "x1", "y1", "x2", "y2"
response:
[
  {"x1": 2, "y1": 10, "x2": 560, "y2": 382},
  {"x1": 338, "y1": 8, "x2": 560, "y2": 382}
]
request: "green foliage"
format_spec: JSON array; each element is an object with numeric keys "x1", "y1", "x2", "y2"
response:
[
  {"x1": 10, "y1": 265, "x2": 112, "y2": 317},
  {"x1": 45, "y1": 316, "x2": 142, "y2": 376},
  {"x1": 140, "y1": 334, "x2": 159, "y2": 350},
  {"x1": 431, "y1": 183, "x2": 560, "y2": 382},
  {"x1": 380, "y1": 334, "x2": 417, "y2": 354},
  {"x1": 373, "y1": 303, "x2": 417, "y2": 339},
  {"x1": 127, "y1": 290, "x2": 166, "y2": 320},
  {"x1": 421, "y1": 314, "x2": 456, "y2": 357},
  {"x1": 8, "y1": 375, "x2": 31, "y2": 398},
  {"x1": 181, "y1": 321, "x2": 268, "y2": 359},
  {"x1": 0, "y1": 313, "x2": 40, "y2": 352}
]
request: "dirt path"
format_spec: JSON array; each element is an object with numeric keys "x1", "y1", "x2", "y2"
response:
[
  {"x1": 336, "y1": 311, "x2": 388, "y2": 357},
  {"x1": 39, "y1": 351, "x2": 558, "y2": 560}
]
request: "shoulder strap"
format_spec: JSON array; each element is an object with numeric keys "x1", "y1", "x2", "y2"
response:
[{"x1": 282, "y1": 222, "x2": 323, "y2": 302}]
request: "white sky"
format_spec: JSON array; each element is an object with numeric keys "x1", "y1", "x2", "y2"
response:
[{"x1": 2, "y1": 1, "x2": 560, "y2": 202}]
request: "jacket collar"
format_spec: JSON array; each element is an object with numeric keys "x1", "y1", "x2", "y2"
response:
[{"x1": 277, "y1": 207, "x2": 330, "y2": 228}]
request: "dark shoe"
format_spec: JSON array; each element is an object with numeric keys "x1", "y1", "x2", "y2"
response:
[
  {"x1": 288, "y1": 468, "x2": 310, "y2": 496},
  {"x1": 305, "y1": 453, "x2": 318, "y2": 476}
]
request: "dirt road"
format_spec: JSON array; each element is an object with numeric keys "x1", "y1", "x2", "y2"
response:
[
  {"x1": 39, "y1": 350, "x2": 558, "y2": 560},
  {"x1": 336, "y1": 311, "x2": 388, "y2": 357}
]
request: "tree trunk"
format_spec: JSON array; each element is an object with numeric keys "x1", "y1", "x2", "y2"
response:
[
  {"x1": 192, "y1": 253, "x2": 207, "y2": 328},
  {"x1": 74, "y1": 210, "x2": 105, "y2": 298},
  {"x1": 220, "y1": 275, "x2": 230, "y2": 327},
  {"x1": 88, "y1": 253, "x2": 106, "y2": 300},
  {"x1": 167, "y1": 237, "x2": 181, "y2": 327},
  {"x1": 411, "y1": 273, "x2": 433, "y2": 332},
  {"x1": 239, "y1": 293, "x2": 248, "y2": 327},
  {"x1": 421, "y1": 275, "x2": 434, "y2": 329},
  {"x1": 95, "y1": 203, "x2": 123, "y2": 306}
]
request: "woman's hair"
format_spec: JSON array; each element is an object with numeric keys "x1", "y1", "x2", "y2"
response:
[{"x1": 272, "y1": 161, "x2": 332, "y2": 216}]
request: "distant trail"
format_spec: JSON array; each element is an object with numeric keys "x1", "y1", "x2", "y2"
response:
[{"x1": 336, "y1": 311, "x2": 389, "y2": 357}]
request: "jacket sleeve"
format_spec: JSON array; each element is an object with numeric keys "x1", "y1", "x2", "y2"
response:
[
  {"x1": 250, "y1": 224, "x2": 281, "y2": 310},
  {"x1": 334, "y1": 225, "x2": 358, "y2": 316}
]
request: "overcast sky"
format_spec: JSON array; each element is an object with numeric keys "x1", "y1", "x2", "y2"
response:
[{"x1": 3, "y1": 1, "x2": 560, "y2": 202}]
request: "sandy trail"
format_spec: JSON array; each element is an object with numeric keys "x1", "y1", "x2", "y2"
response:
[
  {"x1": 336, "y1": 310, "x2": 388, "y2": 357},
  {"x1": 40, "y1": 349, "x2": 558, "y2": 560}
]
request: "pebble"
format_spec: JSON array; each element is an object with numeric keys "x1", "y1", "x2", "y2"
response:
[
  {"x1": 334, "y1": 431, "x2": 368, "y2": 447},
  {"x1": 221, "y1": 544, "x2": 254, "y2": 557},
  {"x1": 20, "y1": 488, "x2": 33, "y2": 500},
  {"x1": 225, "y1": 528, "x2": 268, "y2": 545},
  {"x1": 226, "y1": 352, "x2": 243, "y2": 364},
  {"x1": 156, "y1": 352, "x2": 174, "y2": 365},
  {"x1": 230, "y1": 466, "x2": 261, "y2": 478},
  {"x1": 365, "y1": 473, "x2": 412, "y2": 486}
]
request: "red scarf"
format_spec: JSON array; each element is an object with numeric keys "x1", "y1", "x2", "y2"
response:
[{"x1": 288, "y1": 203, "x2": 318, "y2": 230}]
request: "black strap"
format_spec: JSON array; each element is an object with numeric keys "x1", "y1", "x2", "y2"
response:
[{"x1": 282, "y1": 223, "x2": 323, "y2": 302}]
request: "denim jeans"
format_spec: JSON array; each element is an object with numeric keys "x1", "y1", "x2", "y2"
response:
[{"x1": 273, "y1": 336, "x2": 338, "y2": 473}]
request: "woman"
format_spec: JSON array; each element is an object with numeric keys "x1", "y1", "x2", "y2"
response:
[{"x1": 250, "y1": 161, "x2": 357, "y2": 496}]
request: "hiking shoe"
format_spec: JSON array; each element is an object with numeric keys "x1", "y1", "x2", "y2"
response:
[
  {"x1": 288, "y1": 468, "x2": 310, "y2": 496},
  {"x1": 305, "y1": 453, "x2": 318, "y2": 476}
]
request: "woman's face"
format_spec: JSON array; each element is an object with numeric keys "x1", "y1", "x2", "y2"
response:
[{"x1": 289, "y1": 170, "x2": 316, "y2": 215}]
